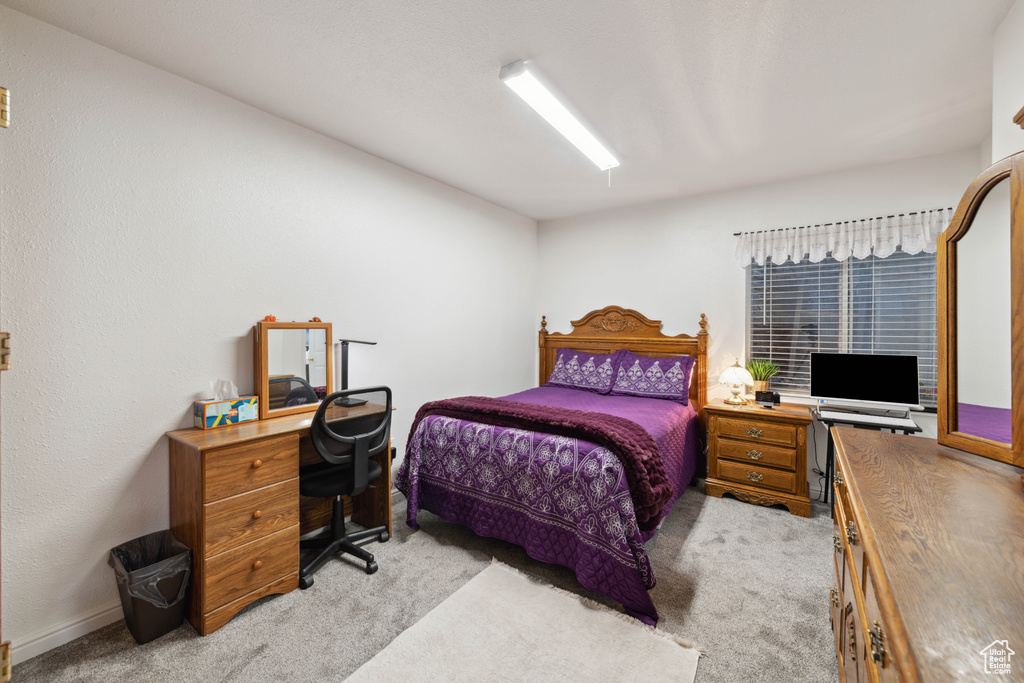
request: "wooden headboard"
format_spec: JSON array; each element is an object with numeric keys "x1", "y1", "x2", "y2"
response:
[{"x1": 539, "y1": 305, "x2": 709, "y2": 427}]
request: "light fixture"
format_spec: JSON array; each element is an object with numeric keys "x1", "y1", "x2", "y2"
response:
[
  {"x1": 499, "y1": 60, "x2": 619, "y2": 171},
  {"x1": 720, "y1": 361, "x2": 754, "y2": 405}
]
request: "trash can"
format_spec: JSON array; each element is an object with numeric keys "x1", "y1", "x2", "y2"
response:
[{"x1": 108, "y1": 530, "x2": 191, "y2": 644}]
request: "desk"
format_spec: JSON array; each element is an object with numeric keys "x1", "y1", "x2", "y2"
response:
[
  {"x1": 166, "y1": 402, "x2": 392, "y2": 636},
  {"x1": 812, "y1": 409, "x2": 921, "y2": 507}
]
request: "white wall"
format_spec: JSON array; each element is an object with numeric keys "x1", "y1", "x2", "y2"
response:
[
  {"x1": 0, "y1": 8, "x2": 536, "y2": 661},
  {"x1": 993, "y1": 0, "x2": 1024, "y2": 160},
  {"x1": 538, "y1": 147, "x2": 983, "y2": 499},
  {"x1": 993, "y1": 0, "x2": 1024, "y2": 161},
  {"x1": 957, "y1": 180, "x2": 1012, "y2": 408}
]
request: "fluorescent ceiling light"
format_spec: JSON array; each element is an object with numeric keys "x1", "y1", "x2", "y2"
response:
[{"x1": 499, "y1": 60, "x2": 619, "y2": 171}]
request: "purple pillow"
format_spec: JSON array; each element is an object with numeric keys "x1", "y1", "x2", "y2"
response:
[
  {"x1": 610, "y1": 351, "x2": 696, "y2": 404},
  {"x1": 545, "y1": 348, "x2": 621, "y2": 394}
]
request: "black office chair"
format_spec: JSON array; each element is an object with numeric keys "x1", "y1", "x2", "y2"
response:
[
  {"x1": 269, "y1": 375, "x2": 320, "y2": 408},
  {"x1": 298, "y1": 386, "x2": 391, "y2": 588}
]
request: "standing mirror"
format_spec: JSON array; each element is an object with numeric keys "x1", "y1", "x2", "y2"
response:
[
  {"x1": 254, "y1": 321, "x2": 333, "y2": 420},
  {"x1": 938, "y1": 154, "x2": 1023, "y2": 467}
]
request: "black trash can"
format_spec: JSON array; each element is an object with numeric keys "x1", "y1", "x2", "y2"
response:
[{"x1": 108, "y1": 530, "x2": 191, "y2": 644}]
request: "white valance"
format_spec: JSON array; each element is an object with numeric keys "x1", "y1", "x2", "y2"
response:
[{"x1": 735, "y1": 207, "x2": 953, "y2": 267}]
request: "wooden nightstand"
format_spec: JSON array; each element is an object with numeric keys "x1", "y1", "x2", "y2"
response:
[{"x1": 704, "y1": 398, "x2": 812, "y2": 517}]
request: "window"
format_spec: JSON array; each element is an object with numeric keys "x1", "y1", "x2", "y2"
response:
[{"x1": 748, "y1": 250, "x2": 937, "y2": 407}]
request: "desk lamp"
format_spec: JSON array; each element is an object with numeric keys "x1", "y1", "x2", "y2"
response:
[
  {"x1": 334, "y1": 338, "x2": 377, "y2": 407},
  {"x1": 720, "y1": 361, "x2": 754, "y2": 405}
]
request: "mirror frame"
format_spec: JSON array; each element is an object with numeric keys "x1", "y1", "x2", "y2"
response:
[
  {"x1": 253, "y1": 320, "x2": 333, "y2": 421},
  {"x1": 937, "y1": 153, "x2": 1023, "y2": 467}
]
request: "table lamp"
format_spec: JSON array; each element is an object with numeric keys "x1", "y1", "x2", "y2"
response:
[
  {"x1": 334, "y1": 338, "x2": 376, "y2": 407},
  {"x1": 720, "y1": 361, "x2": 754, "y2": 405}
]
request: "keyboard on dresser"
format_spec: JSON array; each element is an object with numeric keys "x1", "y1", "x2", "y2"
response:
[
  {"x1": 817, "y1": 409, "x2": 919, "y2": 431},
  {"x1": 703, "y1": 398, "x2": 813, "y2": 517}
]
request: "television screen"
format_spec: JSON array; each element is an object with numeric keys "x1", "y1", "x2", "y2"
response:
[{"x1": 810, "y1": 353, "x2": 921, "y2": 409}]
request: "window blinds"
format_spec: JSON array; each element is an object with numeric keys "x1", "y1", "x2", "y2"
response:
[{"x1": 748, "y1": 251, "x2": 937, "y2": 407}]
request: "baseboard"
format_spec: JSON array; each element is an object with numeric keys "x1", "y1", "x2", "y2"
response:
[{"x1": 12, "y1": 602, "x2": 123, "y2": 665}]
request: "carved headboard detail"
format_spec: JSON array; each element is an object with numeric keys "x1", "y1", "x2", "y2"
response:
[{"x1": 538, "y1": 305, "x2": 709, "y2": 429}]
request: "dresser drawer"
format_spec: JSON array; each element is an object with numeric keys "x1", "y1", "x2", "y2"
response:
[
  {"x1": 717, "y1": 459, "x2": 797, "y2": 494},
  {"x1": 204, "y1": 478, "x2": 299, "y2": 557},
  {"x1": 718, "y1": 438, "x2": 797, "y2": 471},
  {"x1": 863, "y1": 564, "x2": 900, "y2": 681},
  {"x1": 203, "y1": 525, "x2": 298, "y2": 611},
  {"x1": 717, "y1": 416, "x2": 797, "y2": 448},
  {"x1": 204, "y1": 434, "x2": 299, "y2": 502},
  {"x1": 833, "y1": 475, "x2": 864, "y2": 591}
]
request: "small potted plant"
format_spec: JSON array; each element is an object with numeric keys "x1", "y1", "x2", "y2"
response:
[{"x1": 746, "y1": 359, "x2": 779, "y2": 393}]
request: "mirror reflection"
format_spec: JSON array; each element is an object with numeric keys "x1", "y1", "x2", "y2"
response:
[
  {"x1": 267, "y1": 328, "x2": 329, "y2": 411},
  {"x1": 956, "y1": 178, "x2": 1012, "y2": 444}
]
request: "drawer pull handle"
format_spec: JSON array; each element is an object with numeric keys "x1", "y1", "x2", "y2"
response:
[
  {"x1": 746, "y1": 449, "x2": 763, "y2": 460},
  {"x1": 830, "y1": 586, "x2": 840, "y2": 608},
  {"x1": 251, "y1": 459, "x2": 263, "y2": 469},
  {"x1": 848, "y1": 619, "x2": 857, "y2": 659},
  {"x1": 252, "y1": 510, "x2": 263, "y2": 520},
  {"x1": 746, "y1": 472, "x2": 764, "y2": 482},
  {"x1": 252, "y1": 560, "x2": 263, "y2": 571},
  {"x1": 745, "y1": 427, "x2": 764, "y2": 438},
  {"x1": 846, "y1": 521, "x2": 857, "y2": 546},
  {"x1": 834, "y1": 471, "x2": 844, "y2": 487},
  {"x1": 869, "y1": 621, "x2": 887, "y2": 667},
  {"x1": 833, "y1": 531, "x2": 843, "y2": 553}
]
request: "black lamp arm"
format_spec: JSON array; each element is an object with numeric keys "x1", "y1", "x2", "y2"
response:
[{"x1": 338, "y1": 338, "x2": 377, "y2": 390}]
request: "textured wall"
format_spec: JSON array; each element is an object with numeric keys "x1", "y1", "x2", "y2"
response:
[
  {"x1": 993, "y1": 0, "x2": 1024, "y2": 161},
  {"x1": 0, "y1": 7, "x2": 536, "y2": 660},
  {"x1": 537, "y1": 147, "x2": 983, "y2": 498}
]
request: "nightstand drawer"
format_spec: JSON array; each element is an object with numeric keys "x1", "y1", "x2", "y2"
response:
[
  {"x1": 717, "y1": 416, "x2": 797, "y2": 448},
  {"x1": 203, "y1": 525, "x2": 298, "y2": 611},
  {"x1": 204, "y1": 434, "x2": 299, "y2": 503},
  {"x1": 718, "y1": 460, "x2": 797, "y2": 494},
  {"x1": 718, "y1": 438, "x2": 796, "y2": 470},
  {"x1": 204, "y1": 478, "x2": 299, "y2": 556}
]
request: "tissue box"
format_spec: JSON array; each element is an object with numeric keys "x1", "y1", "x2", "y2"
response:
[{"x1": 193, "y1": 397, "x2": 259, "y2": 430}]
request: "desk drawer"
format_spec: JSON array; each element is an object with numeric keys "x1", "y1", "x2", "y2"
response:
[
  {"x1": 204, "y1": 434, "x2": 298, "y2": 503},
  {"x1": 718, "y1": 438, "x2": 796, "y2": 471},
  {"x1": 204, "y1": 478, "x2": 299, "y2": 556},
  {"x1": 717, "y1": 459, "x2": 797, "y2": 494},
  {"x1": 717, "y1": 417, "x2": 797, "y2": 448},
  {"x1": 203, "y1": 525, "x2": 298, "y2": 611}
]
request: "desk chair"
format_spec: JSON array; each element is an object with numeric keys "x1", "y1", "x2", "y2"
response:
[
  {"x1": 269, "y1": 375, "x2": 320, "y2": 408},
  {"x1": 298, "y1": 387, "x2": 391, "y2": 588}
]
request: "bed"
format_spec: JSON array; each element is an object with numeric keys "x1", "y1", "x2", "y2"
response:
[{"x1": 395, "y1": 306, "x2": 708, "y2": 624}]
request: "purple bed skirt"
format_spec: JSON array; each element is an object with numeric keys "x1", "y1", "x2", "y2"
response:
[
  {"x1": 957, "y1": 402, "x2": 1012, "y2": 444},
  {"x1": 395, "y1": 386, "x2": 701, "y2": 625}
]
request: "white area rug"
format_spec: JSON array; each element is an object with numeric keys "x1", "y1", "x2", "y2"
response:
[{"x1": 346, "y1": 560, "x2": 701, "y2": 682}]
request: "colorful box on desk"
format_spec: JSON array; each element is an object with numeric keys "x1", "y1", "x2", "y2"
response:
[{"x1": 193, "y1": 397, "x2": 259, "y2": 430}]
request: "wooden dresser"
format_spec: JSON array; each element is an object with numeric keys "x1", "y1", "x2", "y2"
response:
[
  {"x1": 704, "y1": 399, "x2": 812, "y2": 517},
  {"x1": 167, "y1": 403, "x2": 392, "y2": 635},
  {"x1": 831, "y1": 427, "x2": 1024, "y2": 681}
]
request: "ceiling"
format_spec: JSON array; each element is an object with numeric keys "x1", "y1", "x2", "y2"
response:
[{"x1": 2, "y1": 1, "x2": 1014, "y2": 220}]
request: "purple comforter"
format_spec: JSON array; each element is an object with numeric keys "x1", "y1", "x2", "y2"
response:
[{"x1": 395, "y1": 385, "x2": 701, "y2": 625}]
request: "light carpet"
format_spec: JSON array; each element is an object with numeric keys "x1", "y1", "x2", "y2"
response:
[
  {"x1": 13, "y1": 485, "x2": 839, "y2": 682},
  {"x1": 347, "y1": 560, "x2": 701, "y2": 683}
]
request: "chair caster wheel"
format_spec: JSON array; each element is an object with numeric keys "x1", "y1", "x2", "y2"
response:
[
  {"x1": 366, "y1": 561, "x2": 378, "y2": 575},
  {"x1": 379, "y1": 531, "x2": 390, "y2": 543},
  {"x1": 299, "y1": 576, "x2": 313, "y2": 590}
]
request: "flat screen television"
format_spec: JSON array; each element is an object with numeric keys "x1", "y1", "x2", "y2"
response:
[{"x1": 810, "y1": 352, "x2": 921, "y2": 411}]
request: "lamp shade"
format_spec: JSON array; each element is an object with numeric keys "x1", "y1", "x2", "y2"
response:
[{"x1": 720, "y1": 362, "x2": 754, "y2": 387}]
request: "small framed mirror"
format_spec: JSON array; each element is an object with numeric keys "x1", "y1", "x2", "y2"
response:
[
  {"x1": 253, "y1": 320, "x2": 333, "y2": 421},
  {"x1": 937, "y1": 153, "x2": 1022, "y2": 467}
]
